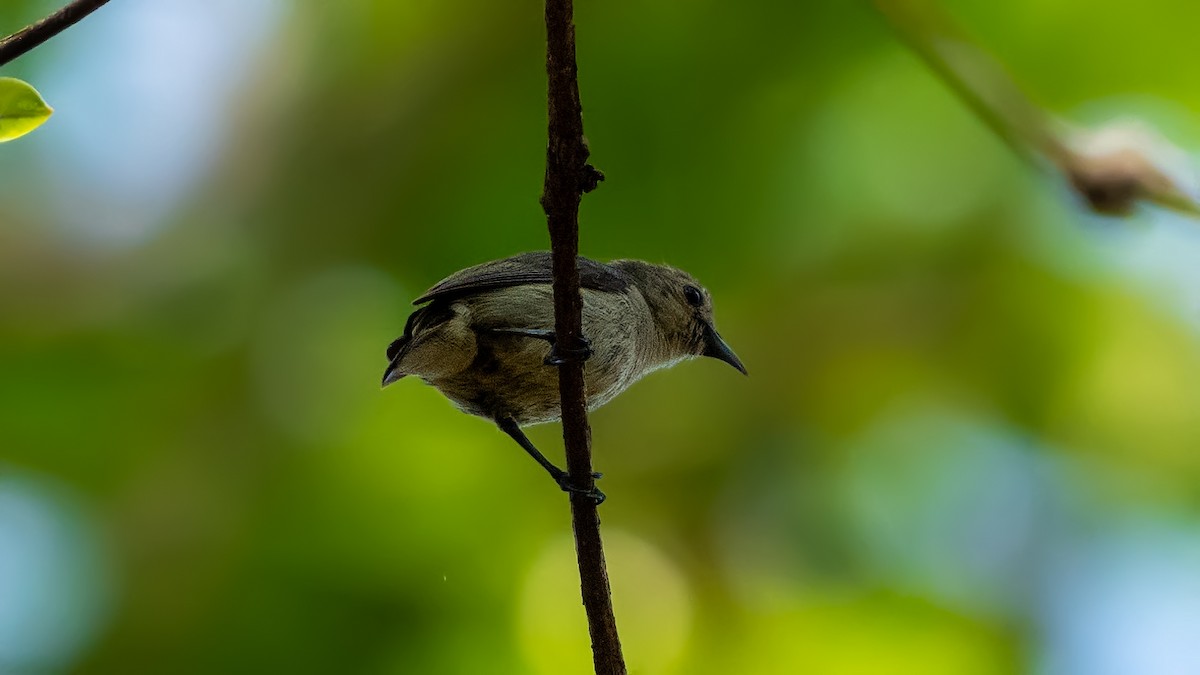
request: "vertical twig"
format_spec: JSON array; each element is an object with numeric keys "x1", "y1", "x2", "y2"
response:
[
  {"x1": 540, "y1": 0, "x2": 625, "y2": 673},
  {"x1": 0, "y1": 0, "x2": 113, "y2": 68}
]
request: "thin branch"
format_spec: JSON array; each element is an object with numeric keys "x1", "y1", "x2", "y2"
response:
[
  {"x1": 0, "y1": 0, "x2": 112, "y2": 68},
  {"x1": 871, "y1": 0, "x2": 1063, "y2": 165},
  {"x1": 872, "y1": 0, "x2": 1200, "y2": 217},
  {"x1": 540, "y1": 0, "x2": 625, "y2": 673}
]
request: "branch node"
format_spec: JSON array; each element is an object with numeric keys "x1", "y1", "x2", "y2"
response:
[{"x1": 580, "y1": 164, "x2": 605, "y2": 194}]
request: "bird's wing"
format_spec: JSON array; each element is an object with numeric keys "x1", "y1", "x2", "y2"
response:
[
  {"x1": 384, "y1": 300, "x2": 477, "y2": 381},
  {"x1": 412, "y1": 252, "x2": 629, "y2": 305}
]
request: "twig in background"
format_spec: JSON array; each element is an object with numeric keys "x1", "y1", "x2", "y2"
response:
[{"x1": 872, "y1": 0, "x2": 1200, "y2": 217}]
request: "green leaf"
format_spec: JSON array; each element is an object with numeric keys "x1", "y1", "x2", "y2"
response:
[{"x1": 0, "y1": 77, "x2": 53, "y2": 143}]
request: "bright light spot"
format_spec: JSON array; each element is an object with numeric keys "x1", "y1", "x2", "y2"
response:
[
  {"x1": 839, "y1": 405, "x2": 1042, "y2": 617},
  {"x1": 518, "y1": 530, "x2": 692, "y2": 675},
  {"x1": 34, "y1": 0, "x2": 284, "y2": 247},
  {"x1": 1037, "y1": 524, "x2": 1200, "y2": 675},
  {"x1": 0, "y1": 472, "x2": 113, "y2": 672},
  {"x1": 1106, "y1": 216, "x2": 1200, "y2": 332}
]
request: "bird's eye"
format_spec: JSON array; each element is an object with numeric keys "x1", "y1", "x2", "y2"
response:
[{"x1": 683, "y1": 285, "x2": 703, "y2": 307}]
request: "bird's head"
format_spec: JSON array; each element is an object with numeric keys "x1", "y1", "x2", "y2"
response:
[{"x1": 612, "y1": 260, "x2": 746, "y2": 375}]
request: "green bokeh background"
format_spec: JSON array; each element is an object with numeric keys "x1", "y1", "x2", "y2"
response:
[{"x1": 3, "y1": 1, "x2": 1200, "y2": 673}]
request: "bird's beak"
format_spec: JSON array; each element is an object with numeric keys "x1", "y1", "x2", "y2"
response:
[
  {"x1": 381, "y1": 363, "x2": 404, "y2": 388},
  {"x1": 702, "y1": 323, "x2": 747, "y2": 375}
]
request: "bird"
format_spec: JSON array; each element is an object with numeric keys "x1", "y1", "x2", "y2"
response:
[{"x1": 381, "y1": 251, "x2": 745, "y2": 503}]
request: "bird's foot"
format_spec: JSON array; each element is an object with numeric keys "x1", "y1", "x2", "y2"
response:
[
  {"x1": 552, "y1": 469, "x2": 606, "y2": 505},
  {"x1": 545, "y1": 337, "x2": 592, "y2": 366}
]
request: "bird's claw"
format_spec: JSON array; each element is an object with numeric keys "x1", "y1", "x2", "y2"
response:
[
  {"x1": 553, "y1": 470, "x2": 606, "y2": 505},
  {"x1": 570, "y1": 485, "x2": 607, "y2": 506},
  {"x1": 545, "y1": 337, "x2": 593, "y2": 366}
]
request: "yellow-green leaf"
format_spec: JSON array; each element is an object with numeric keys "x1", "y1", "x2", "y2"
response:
[{"x1": 0, "y1": 77, "x2": 53, "y2": 143}]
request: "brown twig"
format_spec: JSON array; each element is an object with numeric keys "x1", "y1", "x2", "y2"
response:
[
  {"x1": 540, "y1": 0, "x2": 625, "y2": 673},
  {"x1": 0, "y1": 0, "x2": 112, "y2": 68},
  {"x1": 871, "y1": 0, "x2": 1063, "y2": 165},
  {"x1": 871, "y1": 0, "x2": 1200, "y2": 217}
]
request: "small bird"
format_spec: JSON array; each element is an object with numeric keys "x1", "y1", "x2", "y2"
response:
[{"x1": 381, "y1": 251, "x2": 745, "y2": 503}]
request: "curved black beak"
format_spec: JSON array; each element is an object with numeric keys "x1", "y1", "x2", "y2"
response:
[
  {"x1": 702, "y1": 323, "x2": 747, "y2": 375},
  {"x1": 381, "y1": 362, "x2": 404, "y2": 388}
]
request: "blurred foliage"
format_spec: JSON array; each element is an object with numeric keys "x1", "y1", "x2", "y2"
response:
[{"x1": 2, "y1": 0, "x2": 1200, "y2": 674}]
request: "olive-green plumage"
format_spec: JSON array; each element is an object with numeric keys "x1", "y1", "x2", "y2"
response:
[{"x1": 381, "y1": 252, "x2": 744, "y2": 502}]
